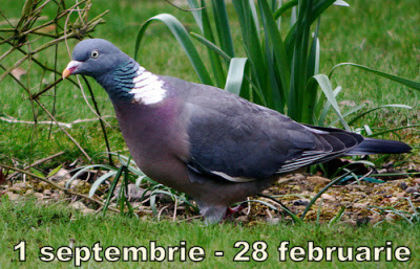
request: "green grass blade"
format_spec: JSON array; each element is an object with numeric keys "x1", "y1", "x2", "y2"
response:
[
  {"x1": 290, "y1": 6, "x2": 297, "y2": 25},
  {"x1": 318, "y1": 86, "x2": 342, "y2": 126},
  {"x1": 329, "y1": 62, "x2": 420, "y2": 91},
  {"x1": 287, "y1": 0, "x2": 315, "y2": 121},
  {"x1": 258, "y1": 0, "x2": 290, "y2": 76},
  {"x1": 301, "y1": 172, "x2": 350, "y2": 220},
  {"x1": 133, "y1": 13, "x2": 212, "y2": 85},
  {"x1": 121, "y1": 167, "x2": 135, "y2": 217},
  {"x1": 47, "y1": 164, "x2": 63, "y2": 178},
  {"x1": 265, "y1": 39, "x2": 284, "y2": 111},
  {"x1": 348, "y1": 104, "x2": 412, "y2": 125},
  {"x1": 89, "y1": 170, "x2": 117, "y2": 198},
  {"x1": 233, "y1": 0, "x2": 269, "y2": 106},
  {"x1": 191, "y1": 32, "x2": 268, "y2": 103},
  {"x1": 224, "y1": 58, "x2": 247, "y2": 95},
  {"x1": 190, "y1": 32, "x2": 231, "y2": 61},
  {"x1": 248, "y1": 0, "x2": 261, "y2": 40},
  {"x1": 329, "y1": 104, "x2": 365, "y2": 126},
  {"x1": 252, "y1": 196, "x2": 303, "y2": 224},
  {"x1": 118, "y1": 173, "x2": 126, "y2": 214},
  {"x1": 211, "y1": 0, "x2": 235, "y2": 57},
  {"x1": 307, "y1": 19, "x2": 321, "y2": 77},
  {"x1": 66, "y1": 164, "x2": 114, "y2": 189},
  {"x1": 102, "y1": 165, "x2": 124, "y2": 217},
  {"x1": 188, "y1": 0, "x2": 226, "y2": 87},
  {"x1": 258, "y1": 0, "x2": 290, "y2": 107},
  {"x1": 368, "y1": 125, "x2": 420, "y2": 138},
  {"x1": 274, "y1": 0, "x2": 297, "y2": 19},
  {"x1": 312, "y1": 74, "x2": 350, "y2": 130},
  {"x1": 187, "y1": 0, "x2": 203, "y2": 32},
  {"x1": 311, "y1": 0, "x2": 338, "y2": 25},
  {"x1": 302, "y1": 19, "x2": 321, "y2": 124},
  {"x1": 329, "y1": 206, "x2": 346, "y2": 226},
  {"x1": 199, "y1": 0, "x2": 226, "y2": 88}
]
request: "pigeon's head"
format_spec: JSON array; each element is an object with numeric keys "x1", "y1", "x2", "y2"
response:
[{"x1": 62, "y1": 38, "x2": 131, "y2": 79}]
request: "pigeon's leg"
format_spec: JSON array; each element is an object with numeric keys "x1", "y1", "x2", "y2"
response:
[
  {"x1": 196, "y1": 201, "x2": 227, "y2": 224},
  {"x1": 224, "y1": 203, "x2": 247, "y2": 219}
]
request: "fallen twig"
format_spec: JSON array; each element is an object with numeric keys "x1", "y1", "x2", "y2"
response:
[
  {"x1": 0, "y1": 163, "x2": 120, "y2": 213},
  {"x1": 6, "y1": 151, "x2": 65, "y2": 180},
  {"x1": 0, "y1": 114, "x2": 113, "y2": 129}
]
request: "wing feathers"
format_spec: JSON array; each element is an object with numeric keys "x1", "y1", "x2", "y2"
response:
[
  {"x1": 276, "y1": 128, "x2": 362, "y2": 174},
  {"x1": 163, "y1": 76, "x2": 370, "y2": 184}
]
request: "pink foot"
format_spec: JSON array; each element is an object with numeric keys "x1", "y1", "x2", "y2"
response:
[{"x1": 224, "y1": 204, "x2": 246, "y2": 219}]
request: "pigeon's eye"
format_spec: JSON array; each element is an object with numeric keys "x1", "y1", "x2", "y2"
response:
[{"x1": 90, "y1": 50, "x2": 99, "y2": 59}]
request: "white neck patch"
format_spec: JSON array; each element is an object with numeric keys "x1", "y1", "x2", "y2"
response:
[{"x1": 129, "y1": 67, "x2": 166, "y2": 105}]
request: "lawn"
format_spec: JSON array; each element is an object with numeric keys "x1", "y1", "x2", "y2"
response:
[
  {"x1": 0, "y1": 198, "x2": 418, "y2": 268},
  {"x1": 0, "y1": 0, "x2": 419, "y2": 267}
]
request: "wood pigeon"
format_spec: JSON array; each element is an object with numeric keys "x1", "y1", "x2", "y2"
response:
[{"x1": 63, "y1": 39, "x2": 411, "y2": 223}]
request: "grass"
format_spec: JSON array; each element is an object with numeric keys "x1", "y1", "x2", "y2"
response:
[
  {"x1": 0, "y1": 0, "x2": 418, "y2": 166},
  {"x1": 0, "y1": 198, "x2": 418, "y2": 268}
]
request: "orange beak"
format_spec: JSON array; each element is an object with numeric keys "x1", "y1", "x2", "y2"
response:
[
  {"x1": 62, "y1": 60, "x2": 82, "y2": 79},
  {"x1": 62, "y1": 68, "x2": 72, "y2": 79}
]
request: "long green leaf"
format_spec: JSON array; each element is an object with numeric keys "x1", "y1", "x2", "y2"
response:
[
  {"x1": 273, "y1": 0, "x2": 297, "y2": 19},
  {"x1": 368, "y1": 124, "x2": 420, "y2": 137},
  {"x1": 258, "y1": 0, "x2": 290, "y2": 106},
  {"x1": 307, "y1": 19, "x2": 321, "y2": 77},
  {"x1": 318, "y1": 85, "x2": 342, "y2": 126},
  {"x1": 312, "y1": 74, "x2": 350, "y2": 130},
  {"x1": 288, "y1": 0, "x2": 315, "y2": 121},
  {"x1": 329, "y1": 206, "x2": 346, "y2": 226},
  {"x1": 329, "y1": 104, "x2": 365, "y2": 125},
  {"x1": 329, "y1": 62, "x2": 420, "y2": 91},
  {"x1": 211, "y1": 0, "x2": 234, "y2": 57},
  {"x1": 301, "y1": 172, "x2": 351, "y2": 220},
  {"x1": 66, "y1": 164, "x2": 114, "y2": 189},
  {"x1": 188, "y1": 0, "x2": 226, "y2": 87},
  {"x1": 264, "y1": 36, "x2": 284, "y2": 111},
  {"x1": 187, "y1": 0, "x2": 203, "y2": 32},
  {"x1": 47, "y1": 164, "x2": 62, "y2": 178},
  {"x1": 311, "y1": 0, "x2": 338, "y2": 26},
  {"x1": 200, "y1": 0, "x2": 226, "y2": 87},
  {"x1": 258, "y1": 0, "x2": 290, "y2": 75},
  {"x1": 233, "y1": 0, "x2": 268, "y2": 105},
  {"x1": 190, "y1": 32, "x2": 231, "y2": 61},
  {"x1": 348, "y1": 104, "x2": 412, "y2": 125},
  {"x1": 248, "y1": 0, "x2": 261, "y2": 40},
  {"x1": 302, "y1": 19, "x2": 321, "y2": 123},
  {"x1": 89, "y1": 170, "x2": 117, "y2": 198},
  {"x1": 102, "y1": 165, "x2": 124, "y2": 217},
  {"x1": 191, "y1": 32, "x2": 267, "y2": 104},
  {"x1": 134, "y1": 13, "x2": 212, "y2": 85},
  {"x1": 224, "y1": 58, "x2": 247, "y2": 95}
]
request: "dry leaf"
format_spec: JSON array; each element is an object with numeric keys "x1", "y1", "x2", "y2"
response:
[
  {"x1": 37, "y1": 24, "x2": 56, "y2": 33},
  {"x1": 10, "y1": 67, "x2": 27, "y2": 80},
  {"x1": 339, "y1": 100, "x2": 356, "y2": 106},
  {"x1": 307, "y1": 176, "x2": 330, "y2": 185}
]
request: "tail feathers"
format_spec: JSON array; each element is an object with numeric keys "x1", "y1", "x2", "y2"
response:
[{"x1": 347, "y1": 138, "x2": 412, "y2": 155}]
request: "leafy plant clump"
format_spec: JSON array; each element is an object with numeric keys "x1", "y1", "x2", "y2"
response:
[{"x1": 135, "y1": 0, "x2": 419, "y2": 128}]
